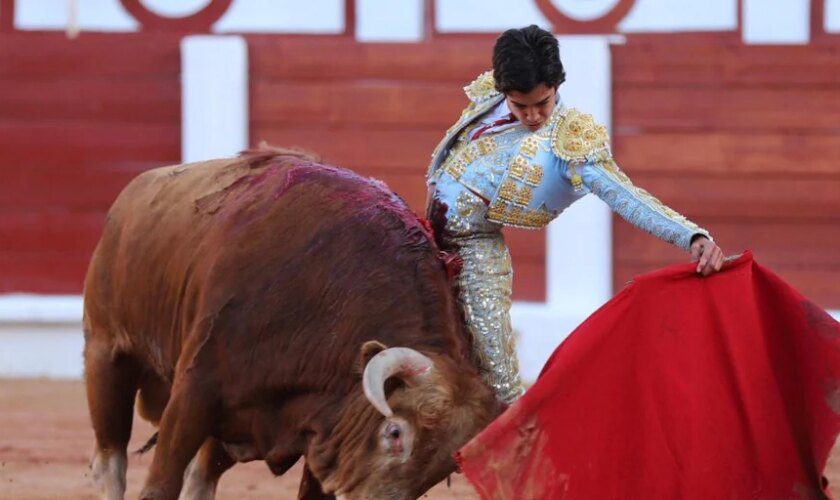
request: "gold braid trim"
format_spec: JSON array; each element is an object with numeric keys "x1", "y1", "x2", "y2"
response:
[
  {"x1": 551, "y1": 108, "x2": 610, "y2": 163},
  {"x1": 464, "y1": 70, "x2": 500, "y2": 104}
]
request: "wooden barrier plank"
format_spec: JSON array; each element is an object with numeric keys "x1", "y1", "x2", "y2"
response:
[
  {"x1": 0, "y1": 252, "x2": 91, "y2": 294},
  {"x1": 513, "y1": 261, "x2": 546, "y2": 302},
  {"x1": 0, "y1": 32, "x2": 180, "y2": 78},
  {"x1": 614, "y1": 87, "x2": 840, "y2": 130},
  {"x1": 613, "y1": 219, "x2": 840, "y2": 266},
  {"x1": 505, "y1": 228, "x2": 546, "y2": 263},
  {"x1": 613, "y1": 131, "x2": 840, "y2": 176},
  {"x1": 0, "y1": 80, "x2": 179, "y2": 123},
  {"x1": 617, "y1": 174, "x2": 840, "y2": 220},
  {"x1": 251, "y1": 127, "x2": 441, "y2": 172},
  {"x1": 0, "y1": 166, "x2": 138, "y2": 209},
  {"x1": 612, "y1": 44, "x2": 840, "y2": 86},
  {"x1": 248, "y1": 38, "x2": 489, "y2": 82},
  {"x1": 0, "y1": 210, "x2": 104, "y2": 254},
  {"x1": 251, "y1": 81, "x2": 467, "y2": 129},
  {"x1": 0, "y1": 122, "x2": 179, "y2": 169}
]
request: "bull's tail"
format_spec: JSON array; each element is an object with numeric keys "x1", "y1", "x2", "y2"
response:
[{"x1": 132, "y1": 432, "x2": 158, "y2": 455}]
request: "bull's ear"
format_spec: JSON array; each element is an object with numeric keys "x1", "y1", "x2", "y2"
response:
[{"x1": 358, "y1": 340, "x2": 388, "y2": 373}]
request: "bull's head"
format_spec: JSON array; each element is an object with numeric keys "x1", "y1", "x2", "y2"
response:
[{"x1": 314, "y1": 341, "x2": 498, "y2": 499}]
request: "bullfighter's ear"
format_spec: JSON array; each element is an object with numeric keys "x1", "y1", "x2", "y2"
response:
[{"x1": 358, "y1": 340, "x2": 388, "y2": 373}]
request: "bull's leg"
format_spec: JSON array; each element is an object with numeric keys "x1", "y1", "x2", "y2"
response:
[
  {"x1": 84, "y1": 341, "x2": 141, "y2": 500},
  {"x1": 298, "y1": 462, "x2": 336, "y2": 500},
  {"x1": 178, "y1": 437, "x2": 236, "y2": 500},
  {"x1": 139, "y1": 373, "x2": 219, "y2": 500}
]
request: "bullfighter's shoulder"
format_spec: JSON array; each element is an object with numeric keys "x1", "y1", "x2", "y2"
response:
[
  {"x1": 550, "y1": 108, "x2": 610, "y2": 163},
  {"x1": 463, "y1": 70, "x2": 500, "y2": 105}
]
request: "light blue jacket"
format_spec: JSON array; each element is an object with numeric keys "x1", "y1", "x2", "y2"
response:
[{"x1": 427, "y1": 71, "x2": 709, "y2": 251}]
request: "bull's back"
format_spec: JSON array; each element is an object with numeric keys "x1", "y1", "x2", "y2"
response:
[
  {"x1": 83, "y1": 152, "x2": 452, "y2": 381},
  {"x1": 83, "y1": 156, "x2": 258, "y2": 361}
]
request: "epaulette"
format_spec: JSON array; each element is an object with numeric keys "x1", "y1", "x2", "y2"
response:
[
  {"x1": 463, "y1": 70, "x2": 500, "y2": 104},
  {"x1": 550, "y1": 108, "x2": 610, "y2": 162}
]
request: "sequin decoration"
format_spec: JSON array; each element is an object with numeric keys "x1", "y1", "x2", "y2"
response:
[
  {"x1": 445, "y1": 191, "x2": 484, "y2": 235},
  {"x1": 551, "y1": 108, "x2": 610, "y2": 162},
  {"x1": 525, "y1": 165, "x2": 544, "y2": 186},
  {"x1": 587, "y1": 157, "x2": 709, "y2": 251},
  {"x1": 463, "y1": 70, "x2": 500, "y2": 104},
  {"x1": 509, "y1": 156, "x2": 528, "y2": 181},
  {"x1": 487, "y1": 203, "x2": 555, "y2": 229},
  {"x1": 498, "y1": 179, "x2": 517, "y2": 203},
  {"x1": 520, "y1": 136, "x2": 539, "y2": 158},
  {"x1": 442, "y1": 136, "x2": 498, "y2": 182},
  {"x1": 513, "y1": 185, "x2": 533, "y2": 207},
  {"x1": 445, "y1": 232, "x2": 523, "y2": 403}
]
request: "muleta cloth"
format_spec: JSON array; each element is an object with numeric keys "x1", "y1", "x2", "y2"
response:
[{"x1": 456, "y1": 251, "x2": 840, "y2": 499}]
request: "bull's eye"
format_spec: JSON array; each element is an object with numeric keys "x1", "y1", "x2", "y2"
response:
[{"x1": 387, "y1": 423, "x2": 401, "y2": 439}]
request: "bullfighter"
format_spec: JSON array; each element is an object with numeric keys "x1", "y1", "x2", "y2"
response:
[{"x1": 425, "y1": 25, "x2": 726, "y2": 403}]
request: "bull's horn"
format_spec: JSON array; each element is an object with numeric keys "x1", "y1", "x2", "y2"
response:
[{"x1": 362, "y1": 347, "x2": 434, "y2": 417}]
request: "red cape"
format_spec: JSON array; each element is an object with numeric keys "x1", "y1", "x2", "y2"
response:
[{"x1": 457, "y1": 252, "x2": 840, "y2": 499}]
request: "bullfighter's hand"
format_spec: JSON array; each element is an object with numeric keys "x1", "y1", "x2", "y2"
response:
[{"x1": 690, "y1": 236, "x2": 724, "y2": 276}]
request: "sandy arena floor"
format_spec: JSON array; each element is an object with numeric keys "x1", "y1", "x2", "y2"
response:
[
  {"x1": 2, "y1": 378, "x2": 840, "y2": 499},
  {"x1": 0, "y1": 379, "x2": 477, "y2": 499}
]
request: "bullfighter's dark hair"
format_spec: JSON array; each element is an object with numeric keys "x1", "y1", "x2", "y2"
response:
[{"x1": 492, "y1": 25, "x2": 566, "y2": 94}]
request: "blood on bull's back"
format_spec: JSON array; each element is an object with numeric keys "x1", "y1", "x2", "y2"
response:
[{"x1": 82, "y1": 147, "x2": 499, "y2": 500}]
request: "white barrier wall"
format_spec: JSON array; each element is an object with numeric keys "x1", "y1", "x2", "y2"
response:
[
  {"x1": 0, "y1": 295, "x2": 83, "y2": 378},
  {"x1": 13, "y1": 0, "x2": 829, "y2": 41},
  {"x1": 182, "y1": 36, "x2": 249, "y2": 163}
]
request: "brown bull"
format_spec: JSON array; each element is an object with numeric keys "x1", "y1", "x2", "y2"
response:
[{"x1": 83, "y1": 149, "x2": 498, "y2": 500}]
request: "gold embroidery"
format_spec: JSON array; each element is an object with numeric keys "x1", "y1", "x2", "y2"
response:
[
  {"x1": 441, "y1": 136, "x2": 471, "y2": 180},
  {"x1": 464, "y1": 70, "x2": 500, "y2": 104},
  {"x1": 525, "y1": 165, "x2": 544, "y2": 186},
  {"x1": 440, "y1": 133, "x2": 502, "y2": 182},
  {"x1": 510, "y1": 156, "x2": 528, "y2": 181},
  {"x1": 507, "y1": 153, "x2": 543, "y2": 190},
  {"x1": 462, "y1": 145, "x2": 479, "y2": 165},
  {"x1": 476, "y1": 137, "x2": 497, "y2": 156},
  {"x1": 445, "y1": 158, "x2": 468, "y2": 179},
  {"x1": 551, "y1": 109, "x2": 610, "y2": 162},
  {"x1": 520, "y1": 136, "x2": 539, "y2": 158},
  {"x1": 564, "y1": 138, "x2": 583, "y2": 154},
  {"x1": 486, "y1": 201, "x2": 556, "y2": 229},
  {"x1": 522, "y1": 208, "x2": 554, "y2": 227},
  {"x1": 487, "y1": 203, "x2": 506, "y2": 221},
  {"x1": 498, "y1": 180, "x2": 517, "y2": 202},
  {"x1": 513, "y1": 186, "x2": 533, "y2": 207}
]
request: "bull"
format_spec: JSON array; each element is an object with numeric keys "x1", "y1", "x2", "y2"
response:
[{"x1": 83, "y1": 149, "x2": 499, "y2": 500}]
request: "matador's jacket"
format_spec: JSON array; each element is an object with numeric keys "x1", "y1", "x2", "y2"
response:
[{"x1": 425, "y1": 71, "x2": 711, "y2": 403}]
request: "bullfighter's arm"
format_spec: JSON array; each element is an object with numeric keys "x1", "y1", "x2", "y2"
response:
[
  {"x1": 551, "y1": 108, "x2": 710, "y2": 253},
  {"x1": 571, "y1": 150, "x2": 711, "y2": 252}
]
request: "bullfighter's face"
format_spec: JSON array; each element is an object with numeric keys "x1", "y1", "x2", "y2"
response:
[{"x1": 505, "y1": 83, "x2": 558, "y2": 131}]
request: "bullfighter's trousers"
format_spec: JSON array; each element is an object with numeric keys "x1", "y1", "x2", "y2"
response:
[{"x1": 428, "y1": 174, "x2": 524, "y2": 404}]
